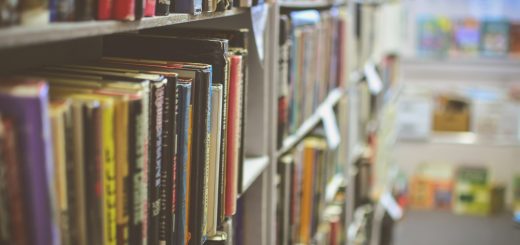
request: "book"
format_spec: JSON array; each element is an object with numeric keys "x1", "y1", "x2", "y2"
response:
[
  {"x1": 174, "y1": 82, "x2": 191, "y2": 245},
  {"x1": 416, "y1": 16, "x2": 452, "y2": 57},
  {"x1": 452, "y1": 18, "x2": 480, "y2": 56},
  {"x1": 509, "y1": 22, "x2": 520, "y2": 56},
  {"x1": 0, "y1": 80, "x2": 58, "y2": 245},
  {"x1": 207, "y1": 84, "x2": 223, "y2": 237},
  {"x1": 155, "y1": 0, "x2": 169, "y2": 15},
  {"x1": 480, "y1": 19, "x2": 510, "y2": 57},
  {"x1": 0, "y1": 115, "x2": 9, "y2": 244},
  {"x1": 144, "y1": 0, "x2": 155, "y2": 16},
  {"x1": 135, "y1": 0, "x2": 144, "y2": 19},
  {"x1": 112, "y1": 0, "x2": 135, "y2": 20},
  {"x1": 173, "y1": 0, "x2": 201, "y2": 15},
  {"x1": 54, "y1": 0, "x2": 75, "y2": 21},
  {"x1": 19, "y1": 0, "x2": 49, "y2": 25},
  {"x1": 224, "y1": 54, "x2": 242, "y2": 217},
  {"x1": 97, "y1": 0, "x2": 112, "y2": 19},
  {"x1": 278, "y1": 15, "x2": 291, "y2": 149},
  {"x1": 0, "y1": 0, "x2": 19, "y2": 26},
  {"x1": 277, "y1": 154, "x2": 294, "y2": 245},
  {"x1": 0, "y1": 116, "x2": 28, "y2": 245},
  {"x1": 75, "y1": 0, "x2": 94, "y2": 20},
  {"x1": 49, "y1": 100, "x2": 72, "y2": 245},
  {"x1": 202, "y1": 0, "x2": 216, "y2": 12}
]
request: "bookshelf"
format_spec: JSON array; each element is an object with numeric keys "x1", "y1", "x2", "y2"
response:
[
  {"x1": 0, "y1": 0, "x2": 363, "y2": 244},
  {"x1": 0, "y1": 8, "x2": 246, "y2": 49}
]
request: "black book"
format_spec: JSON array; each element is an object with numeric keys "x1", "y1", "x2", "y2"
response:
[
  {"x1": 82, "y1": 101, "x2": 103, "y2": 245},
  {"x1": 155, "y1": 0, "x2": 170, "y2": 15},
  {"x1": 75, "y1": 0, "x2": 94, "y2": 20}
]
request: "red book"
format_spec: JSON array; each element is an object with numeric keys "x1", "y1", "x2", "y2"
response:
[
  {"x1": 97, "y1": 0, "x2": 113, "y2": 20},
  {"x1": 112, "y1": 0, "x2": 135, "y2": 20},
  {"x1": 144, "y1": 0, "x2": 155, "y2": 16},
  {"x1": 224, "y1": 55, "x2": 242, "y2": 216}
]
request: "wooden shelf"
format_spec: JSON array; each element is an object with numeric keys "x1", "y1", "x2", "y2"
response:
[
  {"x1": 279, "y1": 0, "x2": 346, "y2": 9},
  {"x1": 240, "y1": 155, "x2": 270, "y2": 194},
  {"x1": 277, "y1": 88, "x2": 345, "y2": 157},
  {"x1": 0, "y1": 8, "x2": 245, "y2": 50}
]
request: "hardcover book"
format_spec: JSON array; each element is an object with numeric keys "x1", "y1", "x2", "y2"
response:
[{"x1": 480, "y1": 20, "x2": 510, "y2": 57}]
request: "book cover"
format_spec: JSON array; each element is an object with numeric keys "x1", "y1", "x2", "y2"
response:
[
  {"x1": 135, "y1": 0, "x2": 144, "y2": 19},
  {"x1": 480, "y1": 19, "x2": 510, "y2": 57},
  {"x1": 174, "y1": 82, "x2": 191, "y2": 245},
  {"x1": 207, "y1": 84, "x2": 223, "y2": 237},
  {"x1": 416, "y1": 16, "x2": 452, "y2": 57},
  {"x1": 452, "y1": 18, "x2": 480, "y2": 56},
  {"x1": 0, "y1": 80, "x2": 58, "y2": 245}
]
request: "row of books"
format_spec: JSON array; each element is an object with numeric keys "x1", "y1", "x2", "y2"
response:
[
  {"x1": 0, "y1": 28, "x2": 249, "y2": 245},
  {"x1": 0, "y1": 0, "x2": 257, "y2": 27},
  {"x1": 417, "y1": 17, "x2": 520, "y2": 57},
  {"x1": 277, "y1": 7, "x2": 347, "y2": 148},
  {"x1": 277, "y1": 134, "x2": 345, "y2": 245}
]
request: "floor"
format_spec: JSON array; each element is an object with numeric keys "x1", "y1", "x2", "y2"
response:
[{"x1": 394, "y1": 210, "x2": 520, "y2": 245}]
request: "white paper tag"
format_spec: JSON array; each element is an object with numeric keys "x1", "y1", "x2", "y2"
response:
[
  {"x1": 319, "y1": 105, "x2": 341, "y2": 149},
  {"x1": 380, "y1": 191, "x2": 403, "y2": 221},
  {"x1": 251, "y1": 4, "x2": 268, "y2": 62},
  {"x1": 364, "y1": 63, "x2": 383, "y2": 95}
]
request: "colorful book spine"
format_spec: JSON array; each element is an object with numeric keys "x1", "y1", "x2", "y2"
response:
[
  {"x1": 207, "y1": 84, "x2": 223, "y2": 237},
  {"x1": 129, "y1": 96, "x2": 145, "y2": 245},
  {"x1": 97, "y1": 0, "x2": 113, "y2": 20},
  {"x1": 174, "y1": 82, "x2": 191, "y2": 245},
  {"x1": 144, "y1": 0, "x2": 156, "y2": 16}
]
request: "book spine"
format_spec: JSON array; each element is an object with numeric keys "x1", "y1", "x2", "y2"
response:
[
  {"x1": 144, "y1": 0, "x2": 155, "y2": 16},
  {"x1": 20, "y1": 0, "x2": 50, "y2": 25},
  {"x1": 71, "y1": 103, "x2": 88, "y2": 245},
  {"x1": 129, "y1": 98, "x2": 145, "y2": 245},
  {"x1": 141, "y1": 86, "x2": 150, "y2": 245},
  {"x1": 112, "y1": 0, "x2": 135, "y2": 20},
  {"x1": 174, "y1": 83, "x2": 191, "y2": 245},
  {"x1": 75, "y1": 0, "x2": 94, "y2": 20},
  {"x1": 135, "y1": 0, "x2": 144, "y2": 19},
  {"x1": 1, "y1": 118, "x2": 28, "y2": 245},
  {"x1": 50, "y1": 105, "x2": 71, "y2": 245},
  {"x1": 155, "y1": 0, "x2": 170, "y2": 16},
  {"x1": 225, "y1": 55, "x2": 242, "y2": 216},
  {"x1": 54, "y1": 0, "x2": 74, "y2": 21},
  {"x1": 101, "y1": 101, "x2": 117, "y2": 245},
  {"x1": 159, "y1": 78, "x2": 176, "y2": 245},
  {"x1": 115, "y1": 100, "x2": 130, "y2": 245},
  {"x1": 207, "y1": 84, "x2": 223, "y2": 237},
  {"x1": 64, "y1": 105, "x2": 80, "y2": 245},
  {"x1": 84, "y1": 103, "x2": 103, "y2": 245},
  {"x1": 299, "y1": 146, "x2": 315, "y2": 244},
  {"x1": 173, "y1": 0, "x2": 201, "y2": 15},
  {"x1": 148, "y1": 83, "x2": 165, "y2": 245},
  {"x1": 97, "y1": 0, "x2": 113, "y2": 20},
  {"x1": 0, "y1": 0, "x2": 19, "y2": 26},
  {"x1": 188, "y1": 72, "x2": 211, "y2": 245},
  {"x1": 185, "y1": 105, "x2": 192, "y2": 245}
]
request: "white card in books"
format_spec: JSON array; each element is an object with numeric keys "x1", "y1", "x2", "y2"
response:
[{"x1": 319, "y1": 105, "x2": 340, "y2": 149}]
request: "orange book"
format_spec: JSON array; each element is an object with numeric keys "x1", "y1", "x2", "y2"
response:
[{"x1": 299, "y1": 144, "x2": 315, "y2": 243}]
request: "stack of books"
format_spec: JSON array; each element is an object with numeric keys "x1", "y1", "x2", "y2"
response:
[
  {"x1": 277, "y1": 135, "x2": 345, "y2": 245},
  {"x1": 277, "y1": 7, "x2": 347, "y2": 148},
  {"x1": 0, "y1": 29, "x2": 248, "y2": 245}
]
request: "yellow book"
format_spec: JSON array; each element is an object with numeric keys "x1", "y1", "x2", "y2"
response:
[
  {"x1": 114, "y1": 98, "x2": 130, "y2": 244},
  {"x1": 185, "y1": 105, "x2": 193, "y2": 244}
]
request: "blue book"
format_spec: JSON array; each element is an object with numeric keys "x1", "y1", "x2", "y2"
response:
[
  {"x1": 173, "y1": 0, "x2": 202, "y2": 15},
  {"x1": 480, "y1": 19, "x2": 510, "y2": 57}
]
